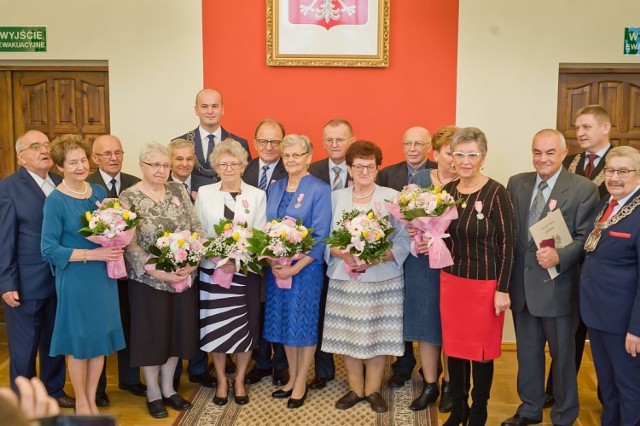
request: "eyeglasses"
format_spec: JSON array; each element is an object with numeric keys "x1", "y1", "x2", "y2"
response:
[
  {"x1": 603, "y1": 168, "x2": 639, "y2": 178},
  {"x1": 322, "y1": 138, "x2": 348, "y2": 145},
  {"x1": 19, "y1": 142, "x2": 51, "y2": 153},
  {"x1": 452, "y1": 151, "x2": 483, "y2": 161},
  {"x1": 403, "y1": 141, "x2": 430, "y2": 148},
  {"x1": 282, "y1": 152, "x2": 308, "y2": 160},
  {"x1": 351, "y1": 164, "x2": 377, "y2": 173},
  {"x1": 141, "y1": 161, "x2": 171, "y2": 170},
  {"x1": 217, "y1": 162, "x2": 242, "y2": 170},
  {"x1": 256, "y1": 139, "x2": 281, "y2": 147},
  {"x1": 94, "y1": 150, "x2": 124, "y2": 159}
]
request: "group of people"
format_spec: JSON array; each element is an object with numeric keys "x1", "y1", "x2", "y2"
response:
[{"x1": 1, "y1": 89, "x2": 638, "y2": 426}]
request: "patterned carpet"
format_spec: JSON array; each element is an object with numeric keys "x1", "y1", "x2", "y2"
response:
[{"x1": 175, "y1": 353, "x2": 435, "y2": 426}]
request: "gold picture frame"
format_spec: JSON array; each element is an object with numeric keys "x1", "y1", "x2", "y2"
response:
[{"x1": 267, "y1": 0, "x2": 390, "y2": 67}]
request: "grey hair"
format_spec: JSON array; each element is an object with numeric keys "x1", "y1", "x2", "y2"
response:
[
  {"x1": 210, "y1": 138, "x2": 249, "y2": 171},
  {"x1": 281, "y1": 134, "x2": 313, "y2": 154},
  {"x1": 533, "y1": 128, "x2": 567, "y2": 150},
  {"x1": 451, "y1": 127, "x2": 488, "y2": 155},
  {"x1": 139, "y1": 142, "x2": 171, "y2": 162},
  {"x1": 605, "y1": 146, "x2": 640, "y2": 171}
]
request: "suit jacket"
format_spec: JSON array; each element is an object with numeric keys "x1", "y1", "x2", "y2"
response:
[
  {"x1": 507, "y1": 168, "x2": 599, "y2": 317},
  {"x1": 174, "y1": 126, "x2": 251, "y2": 180},
  {"x1": 563, "y1": 146, "x2": 612, "y2": 197},
  {"x1": 86, "y1": 170, "x2": 140, "y2": 195},
  {"x1": 242, "y1": 158, "x2": 287, "y2": 189},
  {"x1": 266, "y1": 175, "x2": 332, "y2": 263},
  {"x1": 308, "y1": 158, "x2": 352, "y2": 188},
  {"x1": 168, "y1": 172, "x2": 213, "y2": 202},
  {"x1": 376, "y1": 160, "x2": 437, "y2": 191},
  {"x1": 581, "y1": 188, "x2": 640, "y2": 336},
  {"x1": 0, "y1": 167, "x2": 62, "y2": 300}
]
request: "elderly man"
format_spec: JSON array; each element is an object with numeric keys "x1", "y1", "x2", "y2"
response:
[
  {"x1": 0, "y1": 130, "x2": 74, "y2": 408},
  {"x1": 87, "y1": 134, "x2": 144, "y2": 405},
  {"x1": 168, "y1": 139, "x2": 212, "y2": 202},
  {"x1": 502, "y1": 129, "x2": 598, "y2": 426},
  {"x1": 175, "y1": 88, "x2": 250, "y2": 181},
  {"x1": 581, "y1": 146, "x2": 640, "y2": 426},
  {"x1": 243, "y1": 119, "x2": 289, "y2": 386}
]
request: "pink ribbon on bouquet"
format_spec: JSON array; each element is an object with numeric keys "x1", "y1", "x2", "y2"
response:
[
  {"x1": 85, "y1": 227, "x2": 136, "y2": 279},
  {"x1": 143, "y1": 262, "x2": 193, "y2": 292},
  {"x1": 259, "y1": 253, "x2": 306, "y2": 289},
  {"x1": 341, "y1": 253, "x2": 366, "y2": 280},
  {"x1": 204, "y1": 257, "x2": 234, "y2": 289}
]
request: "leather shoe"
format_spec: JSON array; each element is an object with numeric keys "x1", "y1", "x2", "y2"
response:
[
  {"x1": 146, "y1": 399, "x2": 168, "y2": 418},
  {"x1": 287, "y1": 387, "x2": 308, "y2": 409},
  {"x1": 234, "y1": 394, "x2": 249, "y2": 405},
  {"x1": 95, "y1": 392, "x2": 109, "y2": 407},
  {"x1": 365, "y1": 392, "x2": 388, "y2": 413},
  {"x1": 410, "y1": 381, "x2": 439, "y2": 411},
  {"x1": 309, "y1": 376, "x2": 334, "y2": 390},
  {"x1": 56, "y1": 394, "x2": 75, "y2": 409},
  {"x1": 189, "y1": 373, "x2": 216, "y2": 388},
  {"x1": 225, "y1": 354, "x2": 236, "y2": 374},
  {"x1": 213, "y1": 394, "x2": 228, "y2": 406},
  {"x1": 335, "y1": 391, "x2": 364, "y2": 410},
  {"x1": 162, "y1": 393, "x2": 192, "y2": 411},
  {"x1": 387, "y1": 374, "x2": 409, "y2": 388},
  {"x1": 439, "y1": 379, "x2": 453, "y2": 413},
  {"x1": 543, "y1": 394, "x2": 555, "y2": 408},
  {"x1": 501, "y1": 413, "x2": 542, "y2": 426},
  {"x1": 272, "y1": 388, "x2": 293, "y2": 399},
  {"x1": 272, "y1": 368, "x2": 289, "y2": 386},
  {"x1": 245, "y1": 367, "x2": 272, "y2": 384},
  {"x1": 118, "y1": 383, "x2": 147, "y2": 397}
]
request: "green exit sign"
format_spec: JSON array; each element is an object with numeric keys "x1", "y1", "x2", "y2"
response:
[
  {"x1": 624, "y1": 27, "x2": 640, "y2": 55},
  {"x1": 0, "y1": 26, "x2": 47, "y2": 52}
]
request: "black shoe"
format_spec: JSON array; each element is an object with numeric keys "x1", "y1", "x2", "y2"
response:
[
  {"x1": 245, "y1": 367, "x2": 272, "y2": 385},
  {"x1": 225, "y1": 354, "x2": 236, "y2": 374},
  {"x1": 213, "y1": 393, "x2": 228, "y2": 406},
  {"x1": 442, "y1": 404, "x2": 470, "y2": 426},
  {"x1": 309, "y1": 376, "x2": 334, "y2": 390},
  {"x1": 272, "y1": 369, "x2": 289, "y2": 386},
  {"x1": 439, "y1": 379, "x2": 453, "y2": 413},
  {"x1": 410, "y1": 381, "x2": 440, "y2": 411},
  {"x1": 234, "y1": 394, "x2": 249, "y2": 405},
  {"x1": 287, "y1": 388, "x2": 307, "y2": 409},
  {"x1": 365, "y1": 392, "x2": 388, "y2": 413},
  {"x1": 56, "y1": 394, "x2": 76, "y2": 409},
  {"x1": 387, "y1": 374, "x2": 409, "y2": 388},
  {"x1": 95, "y1": 392, "x2": 110, "y2": 407},
  {"x1": 335, "y1": 391, "x2": 364, "y2": 410},
  {"x1": 543, "y1": 394, "x2": 555, "y2": 408},
  {"x1": 162, "y1": 393, "x2": 192, "y2": 411},
  {"x1": 272, "y1": 388, "x2": 293, "y2": 399},
  {"x1": 146, "y1": 399, "x2": 168, "y2": 418},
  {"x1": 118, "y1": 383, "x2": 147, "y2": 397},
  {"x1": 189, "y1": 373, "x2": 216, "y2": 388},
  {"x1": 501, "y1": 413, "x2": 542, "y2": 426}
]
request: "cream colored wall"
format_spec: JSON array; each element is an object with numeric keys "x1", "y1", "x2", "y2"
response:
[
  {"x1": 457, "y1": 0, "x2": 640, "y2": 341},
  {"x1": 0, "y1": 0, "x2": 204, "y2": 176}
]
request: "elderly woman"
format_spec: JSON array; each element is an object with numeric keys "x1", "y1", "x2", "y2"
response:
[
  {"x1": 41, "y1": 134, "x2": 125, "y2": 415},
  {"x1": 406, "y1": 125, "x2": 459, "y2": 412},
  {"x1": 119, "y1": 143, "x2": 203, "y2": 419},
  {"x1": 194, "y1": 139, "x2": 266, "y2": 406},
  {"x1": 263, "y1": 134, "x2": 331, "y2": 409},
  {"x1": 581, "y1": 146, "x2": 640, "y2": 426},
  {"x1": 322, "y1": 140, "x2": 410, "y2": 414},
  {"x1": 441, "y1": 127, "x2": 515, "y2": 426}
]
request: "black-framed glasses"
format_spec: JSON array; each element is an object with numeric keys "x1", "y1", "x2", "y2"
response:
[
  {"x1": 19, "y1": 142, "x2": 51, "y2": 153},
  {"x1": 351, "y1": 164, "x2": 377, "y2": 173},
  {"x1": 141, "y1": 161, "x2": 171, "y2": 170},
  {"x1": 256, "y1": 139, "x2": 281, "y2": 147},
  {"x1": 282, "y1": 152, "x2": 308, "y2": 160},
  {"x1": 94, "y1": 150, "x2": 124, "y2": 159},
  {"x1": 603, "y1": 168, "x2": 639, "y2": 178}
]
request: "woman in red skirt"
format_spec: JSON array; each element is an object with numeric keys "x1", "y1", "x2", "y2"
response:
[{"x1": 440, "y1": 127, "x2": 516, "y2": 426}]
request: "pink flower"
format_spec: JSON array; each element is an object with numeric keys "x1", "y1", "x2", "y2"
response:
[
  {"x1": 171, "y1": 196, "x2": 181, "y2": 207},
  {"x1": 174, "y1": 248, "x2": 188, "y2": 263},
  {"x1": 549, "y1": 199, "x2": 557, "y2": 211}
]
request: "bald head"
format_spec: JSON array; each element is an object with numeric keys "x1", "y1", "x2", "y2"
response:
[
  {"x1": 92, "y1": 135, "x2": 124, "y2": 177},
  {"x1": 194, "y1": 89, "x2": 225, "y2": 132},
  {"x1": 16, "y1": 130, "x2": 53, "y2": 178},
  {"x1": 403, "y1": 126, "x2": 431, "y2": 168}
]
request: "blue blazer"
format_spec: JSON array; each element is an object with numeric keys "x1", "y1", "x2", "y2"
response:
[
  {"x1": 0, "y1": 167, "x2": 62, "y2": 300},
  {"x1": 266, "y1": 174, "x2": 331, "y2": 263},
  {"x1": 581, "y1": 188, "x2": 640, "y2": 336}
]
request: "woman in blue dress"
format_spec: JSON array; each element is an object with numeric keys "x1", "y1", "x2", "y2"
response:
[
  {"x1": 263, "y1": 134, "x2": 331, "y2": 409},
  {"x1": 41, "y1": 135, "x2": 125, "y2": 415}
]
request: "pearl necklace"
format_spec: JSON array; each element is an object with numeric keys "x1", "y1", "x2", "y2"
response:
[
  {"x1": 62, "y1": 180, "x2": 88, "y2": 195},
  {"x1": 352, "y1": 186, "x2": 375, "y2": 199}
]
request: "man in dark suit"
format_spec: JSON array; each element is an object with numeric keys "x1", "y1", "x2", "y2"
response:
[
  {"x1": 502, "y1": 129, "x2": 598, "y2": 426},
  {"x1": 243, "y1": 119, "x2": 289, "y2": 387},
  {"x1": 87, "y1": 135, "x2": 144, "y2": 405},
  {"x1": 174, "y1": 88, "x2": 251, "y2": 181},
  {"x1": 376, "y1": 126, "x2": 436, "y2": 389},
  {"x1": 307, "y1": 118, "x2": 355, "y2": 390},
  {"x1": 544, "y1": 104, "x2": 613, "y2": 406},
  {"x1": 0, "y1": 130, "x2": 74, "y2": 409},
  {"x1": 168, "y1": 139, "x2": 213, "y2": 202}
]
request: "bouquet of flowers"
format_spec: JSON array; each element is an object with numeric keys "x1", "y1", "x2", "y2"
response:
[
  {"x1": 247, "y1": 216, "x2": 315, "y2": 289},
  {"x1": 203, "y1": 218, "x2": 262, "y2": 288},
  {"x1": 145, "y1": 229, "x2": 208, "y2": 292},
  {"x1": 325, "y1": 206, "x2": 394, "y2": 279},
  {"x1": 385, "y1": 184, "x2": 459, "y2": 268},
  {"x1": 79, "y1": 198, "x2": 139, "y2": 279}
]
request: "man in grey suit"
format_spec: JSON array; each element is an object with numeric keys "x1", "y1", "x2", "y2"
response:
[
  {"x1": 87, "y1": 135, "x2": 144, "y2": 404},
  {"x1": 502, "y1": 129, "x2": 599, "y2": 426},
  {"x1": 168, "y1": 139, "x2": 213, "y2": 202}
]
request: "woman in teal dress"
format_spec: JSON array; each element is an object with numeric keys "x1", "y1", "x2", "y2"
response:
[{"x1": 41, "y1": 135, "x2": 125, "y2": 415}]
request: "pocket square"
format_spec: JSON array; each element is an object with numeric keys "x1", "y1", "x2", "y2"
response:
[{"x1": 609, "y1": 231, "x2": 631, "y2": 239}]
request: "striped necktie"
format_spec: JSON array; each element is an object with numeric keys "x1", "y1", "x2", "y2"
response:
[
  {"x1": 332, "y1": 166, "x2": 343, "y2": 191},
  {"x1": 259, "y1": 165, "x2": 269, "y2": 190}
]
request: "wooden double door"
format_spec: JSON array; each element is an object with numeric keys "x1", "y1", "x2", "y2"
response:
[{"x1": 0, "y1": 68, "x2": 110, "y2": 179}]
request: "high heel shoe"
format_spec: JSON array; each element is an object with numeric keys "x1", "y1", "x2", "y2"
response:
[
  {"x1": 410, "y1": 381, "x2": 440, "y2": 411},
  {"x1": 272, "y1": 388, "x2": 293, "y2": 398},
  {"x1": 213, "y1": 380, "x2": 229, "y2": 406},
  {"x1": 287, "y1": 387, "x2": 308, "y2": 409}
]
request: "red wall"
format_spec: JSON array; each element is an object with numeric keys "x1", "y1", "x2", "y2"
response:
[{"x1": 202, "y1": 1, "x2": 458, "y2": 167}]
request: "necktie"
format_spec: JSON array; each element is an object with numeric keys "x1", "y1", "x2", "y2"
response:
[
  {"x1": 584, "y1": 153, "x2": 598, "y2": 178},
  {"x1": 109, "y1": 178, "x2": 118, "y2": 197},
  {"x1": 527, "y1": 180, "x2": 548, "y2": 231},
  {"x1": 41, "y1": 179, "x2": 54, "y2": 197},
  {"x1": 206, "y1": 134, "x2": 215, "y2": 166},
  {"x1": 182, "y1": 182, "x2": 189, "y2": 192},
  {"x1": 332, "y1": 166, "x2": 343, "y2": 191},
  {"x1": 259, "y1": 165, "x2": 269, "y2": 190},
  {"x1": 599, "y1": 199, "x2": 618, "y2": 223}
]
